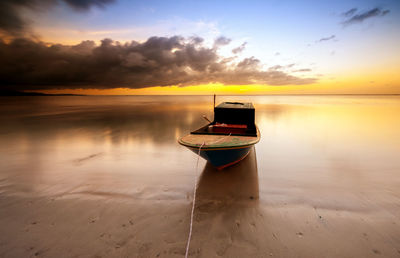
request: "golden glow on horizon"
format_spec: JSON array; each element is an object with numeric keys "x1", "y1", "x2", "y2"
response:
[
  {"x1": 36, "y1": 85, "x2": 399, "y2": 96},
  {"x1": 34, "y1": 70, "x2": 400, "y2": 96},
  {"x1": 36, "y1": 83, "x2": 322, "y2": 95}
]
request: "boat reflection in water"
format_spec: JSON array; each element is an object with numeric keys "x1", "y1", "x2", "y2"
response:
[{"x1": 196, "y1": 146, "x2": 259, "y2": 202}]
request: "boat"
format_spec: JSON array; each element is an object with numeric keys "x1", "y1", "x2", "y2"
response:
[{"x1": 178, "y1": 100, "x2": 260, "y2": 170}]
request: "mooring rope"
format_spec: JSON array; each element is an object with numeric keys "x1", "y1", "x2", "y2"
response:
[
  {"x1": 184, "y1": 133, "x2": 231, "y2": 258},
  {"x1": 184, "y1": 141, "x2": 204, "y2": 258}
]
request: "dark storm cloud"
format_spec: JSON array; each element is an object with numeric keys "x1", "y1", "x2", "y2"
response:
[
  {"x1": 0, "y1": 0, "x2": 115, "y2": 36},
  {"x1": 0, "y1": 1, "x2": 32, "y2": 36},
  {"x1": 268, "y1": 65, "x2": 283, "y2": 71},
  {"x1": 237, "y1": 57, "x2": 260, "y2": 69},
  {"x1": 213, "y1": 36, "x2": 231, "y2": 48},
  {"x1": 317, "y1": 35, "x2": 336, "y2": 42},
  {"x1": 342, "y1": 8, "x2": 357, "y2": 17},
  {"x1": 64, "y1": 0, "x2": 115, "y2": 11},
  {"x1": 0, "y1": 36, "x2": 317, "y2": 90},
  {"x1": 232, "y1": 42, "x2": 247, "y2": 54},
  {"x1": 342, "y1": 7, "x2": 390, "y2": 26},
  {"x1": 293, "y1": 68, "x2": 312, "y2": 72}
]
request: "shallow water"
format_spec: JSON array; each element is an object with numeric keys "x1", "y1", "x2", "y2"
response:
[
  {"x1": 1, "y1": 95, "x2": 400, "y2": 257},
  {"x1": 1, "y1": 95, "x2": 399, "y2": 203}
]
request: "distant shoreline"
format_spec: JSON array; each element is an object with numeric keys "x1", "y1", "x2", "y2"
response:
[
  {"x1": 0, "y1": 90, "x2": 399, "y2": 97},
  {"x1": 0, "y1": 90, "x2": 85, "y2": 96}
]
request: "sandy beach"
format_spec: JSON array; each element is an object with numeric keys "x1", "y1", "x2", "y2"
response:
[{"x1": 1, "y1": 95, "x2": 400, "y2": 257}]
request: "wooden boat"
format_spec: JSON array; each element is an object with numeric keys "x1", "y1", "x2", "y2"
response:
[{"x1": 178, "y1": 101, "x2": 260, "y2": 170}]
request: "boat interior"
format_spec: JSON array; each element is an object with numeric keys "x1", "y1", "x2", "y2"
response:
[{"x1": 191, "y1": 102, "x2": 258, "y2": 137}]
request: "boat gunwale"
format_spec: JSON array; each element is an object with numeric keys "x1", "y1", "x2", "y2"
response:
[
  {"x1": 178, "y1": 126, "x2": 260, "y2": 150},
  {"x1": 179, "y1": 143, "x2": 257, "y2": 151}
]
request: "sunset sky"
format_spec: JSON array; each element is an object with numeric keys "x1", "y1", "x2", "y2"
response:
[{"x1": 0, "y1": 0, "x2": 399, "y2": 95}]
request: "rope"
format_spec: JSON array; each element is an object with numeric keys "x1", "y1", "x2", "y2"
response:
[
  {"x1": 184, "y1": 141, "x2": 204, "y2": 258},
  {"x1": 184, "y1": 133, "x2": 231, "y2": 257}
]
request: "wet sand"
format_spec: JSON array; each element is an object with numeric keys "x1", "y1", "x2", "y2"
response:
[{"x1": 0, "y1": 95, "x2": 400, "y2": 257}]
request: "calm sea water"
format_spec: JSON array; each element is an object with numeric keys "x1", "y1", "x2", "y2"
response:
[{"x1": 0, "y1": 95, "x2": 399, "y2": 207}]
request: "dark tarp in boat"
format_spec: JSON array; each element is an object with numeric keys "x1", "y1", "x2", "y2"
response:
[{"x1": 191, "y1": 102, "x2": 257, "y2": 137}]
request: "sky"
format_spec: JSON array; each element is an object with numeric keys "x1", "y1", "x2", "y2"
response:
[{"x1": 0, "y1": 0, "x2": 399, "y2": 95}]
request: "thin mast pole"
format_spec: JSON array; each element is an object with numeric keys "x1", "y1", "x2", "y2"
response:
[{"x1": 213, "y1": 94, "x2": 216, "y2": 108}]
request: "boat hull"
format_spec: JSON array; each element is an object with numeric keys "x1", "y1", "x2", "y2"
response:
[
  {"x1": 187, "y1": 145, "x2": 252, "y2": 170},
  {"x1": 178, "y1": 126, "x2": 260, "y2": 170}
]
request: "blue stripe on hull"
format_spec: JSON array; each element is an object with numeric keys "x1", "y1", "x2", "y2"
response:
[{"x1": 190, "y1": 146, "x2": 252, "y2": 168}]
